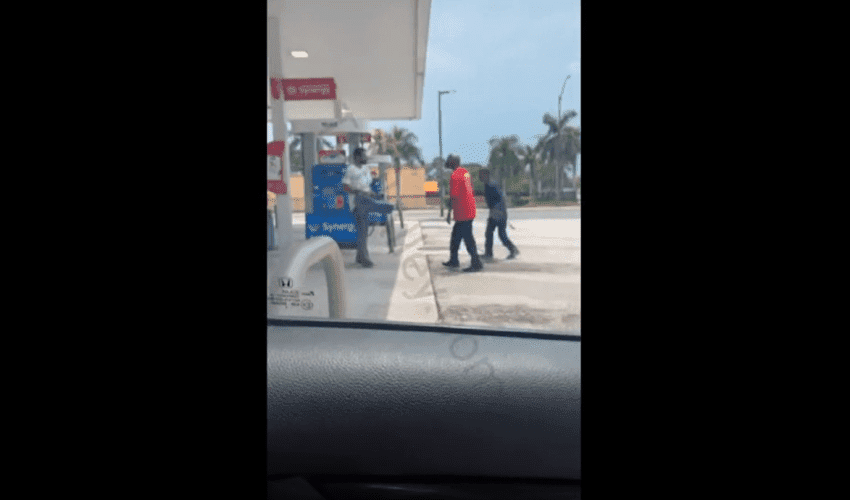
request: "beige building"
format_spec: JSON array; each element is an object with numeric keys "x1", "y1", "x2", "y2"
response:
[
  {"x1": 278, "y1": 165, "x2": 429, "y2": 212},
  {"x1": 383, "y1": 165, "x2": 428, "y2": 209}
]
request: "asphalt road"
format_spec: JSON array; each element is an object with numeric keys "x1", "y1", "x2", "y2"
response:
[{"x1": 509, "y1": 208, "x2": 581, "y2": 220}]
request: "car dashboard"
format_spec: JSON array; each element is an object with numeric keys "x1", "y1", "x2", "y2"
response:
[{"x1": 268, "y1": 318, "x2": 581, "y2": 499}]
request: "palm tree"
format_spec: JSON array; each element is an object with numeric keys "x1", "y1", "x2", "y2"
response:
[
  {"x1": 540, "y1": 110, "x2": 581, "y2": 200},
  {"x1": 561, "y1": 127, "x2": 581, "y2": 195},
  {"x1": 518, "y1": 144, "x2": 541, "y2": 202},
  {"x1": 369, "y1": 126, "x2": 424, "y2": 228},
  {"x1": 488, "y1": 135, "x2": 521, "y2": 195}
]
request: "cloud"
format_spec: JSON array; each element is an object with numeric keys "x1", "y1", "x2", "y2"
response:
[{"x1": 569, "y1": 60, "x2": 581, "y2": 74}]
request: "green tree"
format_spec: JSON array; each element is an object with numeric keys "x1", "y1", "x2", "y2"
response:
[
  {"x1": 562, "y1": 129, "x2": 581, "y2": 194},
  {"x1": 540, "y1": 110, "x2": 581, "y2": 200},
  {"x1": 532, "y1": 154, "x2": 559, "y2": 200},
  {"x1": 369, "y1": 126, "x2": 423, "y2": 228},
  {"x1": 487, "y1": 135, "x2": 521, "y2": 194},
  {"x1": 518, "y1": 144, "x2": 541, "y2": 201}
]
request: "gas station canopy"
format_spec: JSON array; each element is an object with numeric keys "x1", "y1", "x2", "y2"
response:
[
  {"x1": 268, "y1": 0, "x2": 432, "y2": 122},
  {"x1": 289, "y1": 117, "x2": 370, "y2": 136}
]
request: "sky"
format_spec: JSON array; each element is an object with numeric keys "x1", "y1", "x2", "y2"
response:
[{"x1": 268, "y1": 0, "x2": 580, "y2": 175}]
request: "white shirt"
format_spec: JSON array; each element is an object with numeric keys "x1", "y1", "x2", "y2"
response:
[{"x1": 342, "y1": 163, "x2": 372, "y2": 211}]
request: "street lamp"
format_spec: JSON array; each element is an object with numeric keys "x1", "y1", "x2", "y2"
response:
[
  {"x1": 438, "y1": 90, "x2": 455, "y2": 216},
  {"x1": 557, "y1": 75, "x2": 570, "y2": 200},
  {"x1": 558, "y1": 75, "x2": 570, "y2": 123}
]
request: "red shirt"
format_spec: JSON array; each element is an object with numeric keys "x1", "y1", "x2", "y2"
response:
[{"x1": 450, "y1": 167, "x2": 476, "y2": 221}]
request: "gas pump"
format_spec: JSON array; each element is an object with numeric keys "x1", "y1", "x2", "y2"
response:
[
  {"x1": 306, "y1": 151, "x2": 394, "y2": 250},
  {"x1": 293, "y1": 118, "x2": 395, "y2": 252},
  {"x1": 306, "y1": 151, "x2": 357, "y2": 248}
]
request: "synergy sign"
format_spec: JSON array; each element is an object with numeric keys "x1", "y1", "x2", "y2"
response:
[{"x1": 270, "y1": 78, "x2": 337, "y2": 101}]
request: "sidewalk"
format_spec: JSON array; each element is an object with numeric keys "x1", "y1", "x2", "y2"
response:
[
  {"x1": 268, "y1": 222, "x2": 409, "y2": 321},
  {"x1": 271, "y1": 207, "x2": 580, "y2": 334},
  {"x1": 417, "y1": 217, "x2": 581, "y2": 332}
]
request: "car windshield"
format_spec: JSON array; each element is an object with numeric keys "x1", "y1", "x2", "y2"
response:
[{"x1": 267, "y1": 0, "x2": 580, "y2": 335}]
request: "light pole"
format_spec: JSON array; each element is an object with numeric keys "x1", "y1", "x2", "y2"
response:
[
  {"x1": 557, "y1": 75, "x2": 570, "y2": 200},
  {"x1": 438, "y1": 90, "x2": 455, "y2": 216}
]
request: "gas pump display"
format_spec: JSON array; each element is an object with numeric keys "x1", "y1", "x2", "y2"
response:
[{"x1": 306, "y1": 164, "x2": 358, "y2": 248}]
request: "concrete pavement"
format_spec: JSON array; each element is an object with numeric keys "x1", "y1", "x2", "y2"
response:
[
  {"x1": 269, "y1": 206, "x2": 580, "y2": 334},
  {"x1": 268, "y1": 221, "x2": 409, "y2": 321},
  {"x1": 415, "y1": 212, "x2": 580, "y2": 332}
]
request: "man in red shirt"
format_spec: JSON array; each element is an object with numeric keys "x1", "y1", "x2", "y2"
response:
[{"x1": 444, "y1": 155, "x2": 484, "y2": 272}]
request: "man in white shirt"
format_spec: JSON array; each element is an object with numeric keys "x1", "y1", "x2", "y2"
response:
[{"x1": 342, "y1": 148, "x2": 394, "y2": 267}]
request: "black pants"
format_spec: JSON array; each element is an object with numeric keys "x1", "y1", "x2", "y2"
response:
[
  {"x1": 484, "y1": 217, "x2": 516, "y2": 256},
  {"x1": 449, "y1": 220, "x2": 482, "y2": 266}
]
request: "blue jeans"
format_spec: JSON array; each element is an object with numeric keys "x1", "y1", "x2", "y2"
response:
[
  {"x1": 354, "y1": 192, "x2": 393, "y2": 263},
  {"x1": 484, "y1": 217, "x2": 516, "y2": 256}
]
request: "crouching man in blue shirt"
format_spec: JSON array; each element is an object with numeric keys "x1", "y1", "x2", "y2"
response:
[{"x1": 478, "y1": 169, "x2": 519, "y2": 260}]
